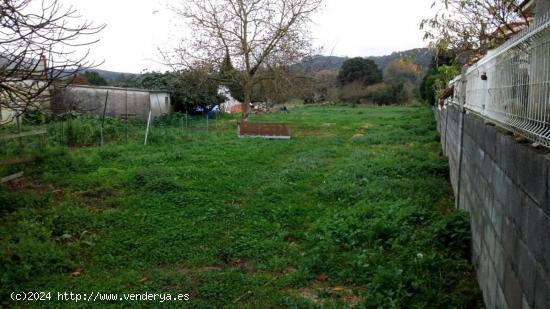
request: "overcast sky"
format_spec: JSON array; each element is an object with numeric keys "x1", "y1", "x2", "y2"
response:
[{"x1": 61, "y1": 0, "x2": 435, "y2": 73}]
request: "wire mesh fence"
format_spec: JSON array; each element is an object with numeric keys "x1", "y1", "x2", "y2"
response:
[
  {"x1": 0, "y1": 111, "x2": 236, "y2": 176},
  {"x1": 446, "y1": 13, "x2": 550, "y2": 147}
]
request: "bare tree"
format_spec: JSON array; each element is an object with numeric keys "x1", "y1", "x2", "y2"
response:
[
  {"x1": 164, "y1": 0, "x2": 323, "y2": 119},
  {"x1": 0, "y1": 0, "x2": 104, "y2": 126},
  {"x1": 420, "y1": 0, "x2": 528, "y2": 63}
]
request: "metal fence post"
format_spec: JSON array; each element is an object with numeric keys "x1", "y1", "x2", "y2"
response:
[{"x1": 456, "y1": 68, "x2": 468, "y2": 210}]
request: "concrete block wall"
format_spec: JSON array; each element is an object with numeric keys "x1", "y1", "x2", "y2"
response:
[{"x1": 434, "y1": 105, "x2": 550, "y2": 309}]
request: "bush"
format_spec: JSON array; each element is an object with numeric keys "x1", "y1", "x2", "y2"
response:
[
  {"x1": 430, "y1": 211, "x2": 472, "y2": 259},
  {"x1": 337, "y1": 58, "x2": 382, "y2": 86},
  {"x1": 365, "y1": 82, "x2": 408, "y2": 105},
  {"x1": 338, "y1": 82, "x2": 369, "y2": 104},
  {"x1": 22, "y1": 110, "x2": 47, "y2": 125},
  {"x1": 420, "y1": 65, "x2": 460, "y2": 105},
  {"x1": 338, "y1": 81, "x2": 409, "y2": 105}
]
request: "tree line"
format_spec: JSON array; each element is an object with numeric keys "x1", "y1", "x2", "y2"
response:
[
  {"x1": 69, "y1": 52, "x2": 426, "y2": 113},
  {"x1": 1, "y1": 0, "x2": 526, "y2": 122}
]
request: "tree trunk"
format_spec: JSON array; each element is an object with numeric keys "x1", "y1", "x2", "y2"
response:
[{"x1": 242, "y1": 76, "x2": 253, "y2": 120}]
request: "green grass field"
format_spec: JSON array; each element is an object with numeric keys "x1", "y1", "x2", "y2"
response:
[{"x1": 0, "y1": 105, "x2": 481, "y2": 308}]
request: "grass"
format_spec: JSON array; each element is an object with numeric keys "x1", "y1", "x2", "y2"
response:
[{"x1": 0, "y1": 104, "x2": 481, "y2": 308}]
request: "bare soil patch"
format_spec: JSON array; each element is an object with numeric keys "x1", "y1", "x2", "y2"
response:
[{"x1": 79, "y1": 188, "x2": 119, "y2": 209}]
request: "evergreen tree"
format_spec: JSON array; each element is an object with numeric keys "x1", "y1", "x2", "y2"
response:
[{"x1": 337, "y1": 58, "x2": 382, "y2": 87}]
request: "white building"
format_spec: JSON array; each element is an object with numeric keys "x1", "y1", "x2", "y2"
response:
[{"x1": 52, "y1": 84, "x2": 172, "y2": 121}]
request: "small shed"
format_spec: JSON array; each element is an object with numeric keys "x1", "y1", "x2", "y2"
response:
[{"x1": 52, "y1": 85, "x2": 172, "y2": 121}]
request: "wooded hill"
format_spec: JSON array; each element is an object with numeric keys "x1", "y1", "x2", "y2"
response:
[
  {"x1": 86, "y1": 48, "x2": 434, "y2": 83},
  {"x1": 297, "y1": 48, "x2": 433, "y2": 73}
]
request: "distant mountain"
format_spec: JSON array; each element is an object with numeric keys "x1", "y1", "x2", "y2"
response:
[
  {"x1": 297, "y1": 55, "x2": 349, "y2": 72},
  {"x1": 296, "y1": 48, "x2": 434, "y2": 73},
  {"x1": 50, "y1": 67, "x2": 138, "y2": 82},
  {"x1": 79, "y1": 48, "x2": 434, "y2": 83}
]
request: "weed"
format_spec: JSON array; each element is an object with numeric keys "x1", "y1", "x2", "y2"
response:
[{"x1": 0, "y1": 105, "x2": 481, "y2": 307}]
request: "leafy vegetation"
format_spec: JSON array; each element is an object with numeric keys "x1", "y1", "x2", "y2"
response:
[
  {"x1": 419, "y1": 49, "x2": 459, "y2": 106},
  {"x1": 296, "y1": 48, "x2": 433, "y2": 74},
  {"x1": 420, "y1": 0, "x2": 526, "y2": 62},
  {"x1": 84, "y1": 71, "x2": 108, "y2": 86},
  {"x1": 0, "y1": 105, "x2": 481, "y2": 307},
  {"x1": 81, "y1": 48, "x2": 435, "y2": 107},
  {"x1": 419, "y1": 65, "x2": 461, "y2": 106},
  {"x1": 337, "y1": 57, "x2": 423, "y2": 105},
  {"x1": 337, "y1": 58, "x2": 382, "y2": 87},
  {"x1": 364, "y1": 82, "x2": 408, "y2": 105}
]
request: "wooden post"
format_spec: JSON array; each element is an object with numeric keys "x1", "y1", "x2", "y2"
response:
[{"x1": 100, "y1": 91, "x2": 109, "y2": 146}]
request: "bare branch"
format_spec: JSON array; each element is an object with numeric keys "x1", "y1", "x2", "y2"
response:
[
  {"x1": 420, "y1": 0, "x2": 528, "y2": 63},
  {"x1": 164, "y1": 0, "x2": 323, "y2": 119},
  {"x1": 0, "y1": 0, "x2": 105, "y2": 125}
]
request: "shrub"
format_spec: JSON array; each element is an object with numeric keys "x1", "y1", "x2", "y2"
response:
[
  {"x1": 337, "y1": 82, "x2": 369, "y2": 104},
  {"x1": 337, "y1": 58, "x2": 382, "y2": 86},
  {"x1": 420, "y1": 65, "x2": 460, "y2": 105},
  {"x1": 365, "y1": 82, "x2": 408, "y2": 105},
  {"x1": 22, "y1": 110, "x2": 47, "y2": 125},
  {"x1": 430, "y1": 211, "x2": 472, "y2": 259},
  {"x1": 338, "y1": 82, "x2": 409, "y2": 105}
]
